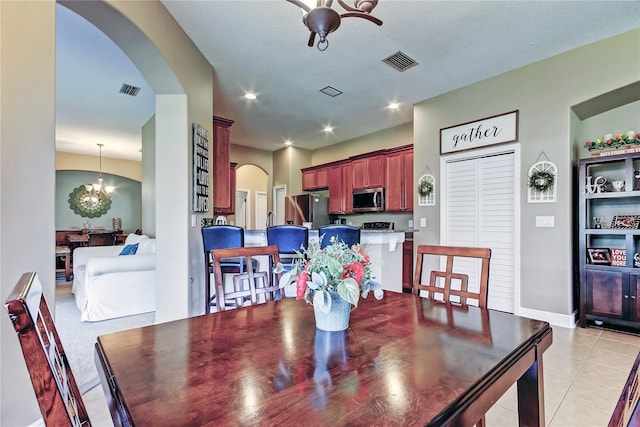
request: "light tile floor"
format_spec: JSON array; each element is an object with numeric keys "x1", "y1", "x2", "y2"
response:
[{"x1": 82, "y1": 325, "x2": 640, "y2": 426}]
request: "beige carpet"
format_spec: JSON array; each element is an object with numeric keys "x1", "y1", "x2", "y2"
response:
[{"x1": 54, "y1": 283, "x2": 155, "y2": 393}]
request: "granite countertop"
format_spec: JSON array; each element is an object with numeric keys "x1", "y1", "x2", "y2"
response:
[
  {"x1": 245, "y1": 228, "x2": 417, "y2": 233},
  {"x1": 361, "y1": 229, "x2": 418, "y2": 233}
]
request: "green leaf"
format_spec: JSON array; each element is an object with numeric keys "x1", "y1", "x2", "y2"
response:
[
  {"x1": 278, "y1": 270, "x2": 294, "y2": 289},
  {"x1": 325, "y1": 256, "x2": 342, "y2": 277},
  {"x1": 313, "y1": 289, "x2": 331, "y2": 313},
  {"x1": 337, "y1": 278, "x2": 360, "y2": 307}
]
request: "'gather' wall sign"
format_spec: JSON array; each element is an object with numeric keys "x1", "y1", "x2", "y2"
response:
[{"x1": 440, "y1": 110, "x2": 519, "y2": 154}]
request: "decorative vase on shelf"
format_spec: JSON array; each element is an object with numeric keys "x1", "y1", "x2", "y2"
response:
[{"x1": 313, "y1": 291, "x2": 352, "y2": 331}]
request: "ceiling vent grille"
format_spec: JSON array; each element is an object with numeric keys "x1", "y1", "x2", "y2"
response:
[
  {"x1": 320, "y1": 86, "x2": 343, "y2": 97},
  {"x1": 119, "y1": 83, "x2": 141, "y2": 96},
  {"x1": 382, "y1": 51, "x2": 418, "y2": 72}
]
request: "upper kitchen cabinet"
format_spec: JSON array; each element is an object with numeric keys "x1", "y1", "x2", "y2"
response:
[
  {"x1": 328, "y1": 162, "x2": 353, "y2": 215},
  {"x1": 385, "y1": 145, "x2": 414, "y2": 212},
  {"x1": 302, "y1": 165, "x2": 329, "y2": 191},
  {"x1": 214, "y1": 162, "x2": 237, "y2": 215},
  {"x1": 213, "y1": 116, "x2": 234, "y2": 213},
  {"x1": 352, "y1": 153, "x2": 386, "y2": 190}
]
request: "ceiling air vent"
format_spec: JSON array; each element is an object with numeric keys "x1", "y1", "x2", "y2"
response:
[
  {"x1": 320, "y1": 86, "x2": 343, "y2": 97},
  {"x1": 382, "y1": 51, "x2": 418, "y2": 72},
  {"x1": 119, "y1": 83, "x2": 141, "y2": 96}
]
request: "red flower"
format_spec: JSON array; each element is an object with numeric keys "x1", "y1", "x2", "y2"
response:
[
  {"x1": 585, "y1": 141, "x2": 592, "y2": 147},
  {"x1": 356, "y1": 246, "x2": 370, "y2": 265},
  {"x1": 606, "y1": 139, "x2": 612, "y2": 145},
  {"x1": 342, "y1": 262, "x2": 365, "y2": 284},
  {"x1": 616, "y1": 134, "x2": 623, "y2": 140},
  {"x1": 296, "y1": 271, "x2": 309, "y2": 299}
]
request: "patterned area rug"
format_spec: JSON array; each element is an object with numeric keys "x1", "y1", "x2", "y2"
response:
[{"x1": 55, "y1": 283, "x2": 155, "y2": 393}]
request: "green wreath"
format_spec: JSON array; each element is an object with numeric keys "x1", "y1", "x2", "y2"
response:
[
  {"x1": 528, "y1": 170, "x2": 555, "y2": 192},
  {"x1": 68, "y1": 185, "x2": 112, "y2": 218},
  {"x1": 418, "y1": 178, "x2": 433, "y2": 196}
]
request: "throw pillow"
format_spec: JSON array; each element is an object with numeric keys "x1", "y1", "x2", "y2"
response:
[
  {"x1": 124, "y1": 233, "x2": 148, "y2": 246},
  {"x1": 137, "y1": 238, "x2": 156, "y2": 255},
  {"x1": 119, "y1": 243, "x2": 139, "y2": 256}
]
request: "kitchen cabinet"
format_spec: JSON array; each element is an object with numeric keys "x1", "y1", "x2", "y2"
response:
[
  {"x1": 585, "y1": 270, "x2": 640, "y2": 324},
  {"x1": 212, "y1": 116, "x2": 234, "y2": 211},
  {"x1": 352, "y1": 154, "x2": 385, "y2": 189},
  {"x1": 402, "y1": 233, "x2": 414, "y2": 293},
  {"x1": 302, "y1": 166, "x2": 328, "y2": 191},
  {"x1": 328, "y1": 162, "x2": 352, "y2": 215},
  {"x1": 578, "y1": 151, "x2": 640, "y2": 330},
  {"x1": 214, "y1": 162, "x2": 237, "y2": 215},
  {"x1": 385, "y1": 146, "x2": 413, "y2": 212}
]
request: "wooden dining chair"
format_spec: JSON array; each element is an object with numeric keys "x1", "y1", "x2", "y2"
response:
[
  {"x1": 88, "y1": 230, "x2": 116, "y2": 246},
  {"x1": 211, "y1": 245, "x2": 283, "y2": 312},
  {"x1": 202, "y1": 225, "x2": 258, "y2": 313},
  {"x1": 413, "y1": 245, "x2": 491, "y2": 309},
  {"x1": 4, "y1": 272, "x2": 91, "y2": 426}
]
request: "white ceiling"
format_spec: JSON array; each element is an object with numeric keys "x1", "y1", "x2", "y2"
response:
[{"x1": 55, "y1": 1, "x2": 640, "y2": 161}]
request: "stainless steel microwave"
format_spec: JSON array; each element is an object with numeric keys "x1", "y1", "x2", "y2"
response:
[{"x1": 352, "y1": 188, "x2": 384, "y2": 212}]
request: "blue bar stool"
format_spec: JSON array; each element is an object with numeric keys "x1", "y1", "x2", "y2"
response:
[
  {"x1": 266, "y1": 225, "x2": 309, "y2": 271},
  {"x1": 318, "y1": 225, "x2": 361, "y2": 249}
]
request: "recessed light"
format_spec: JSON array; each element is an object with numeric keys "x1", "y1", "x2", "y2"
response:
[
  {"x1": 323, "y1": 126, "x2": 334, "y2": 132},
  {"x1": 244, "y1": 92, "x2": 257, "y2": 100},
  {"x1": 284, "y1": 140, "x2": 292, "y2": 146},
  {"x1": 388, "y1": 102, "x2": 400, "y2": 110}
]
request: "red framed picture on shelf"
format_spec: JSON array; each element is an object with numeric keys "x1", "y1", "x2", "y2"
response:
[
  {"x1": 587, "y1": 248, "x2": 611, "y2": 265},
  {"x1": 610, "y1": 248, "x2": 626, "y2": 267}
]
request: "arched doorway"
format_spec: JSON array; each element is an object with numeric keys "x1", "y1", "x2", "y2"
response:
[{"x1": 236, "y1": 164, "x2": 269, "y2": 230}]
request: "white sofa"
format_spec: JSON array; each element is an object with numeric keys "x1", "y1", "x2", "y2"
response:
[{"x1": 72, "y1": 234, "x2": 156, "y2": 321}]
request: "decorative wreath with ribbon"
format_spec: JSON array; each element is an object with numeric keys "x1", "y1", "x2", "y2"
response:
[
  {"x1": 418, "y1": 178, "x2": 433, "y2": 196},
  {"x1": 528, "y1": 169, "x2": 555, "y2": 192}
]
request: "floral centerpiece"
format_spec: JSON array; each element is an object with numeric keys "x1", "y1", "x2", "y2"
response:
[
  {"x1": 584, "y1": 131, "x2": 640, "y2": 151},
  {"x1": 279, "y1": 236, "x2": 383, "y2": 330}
]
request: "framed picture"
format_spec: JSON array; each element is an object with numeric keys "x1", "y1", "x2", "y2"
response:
[
  {"x1": 192, "y1": 122, "x2": 209, "y2": 212},
  {"x1": 610, "y1": 215, "x2": 640, "y2": 229},
  {"x1": 588, "y1": 248, "x2": 611, "y2": 265}
]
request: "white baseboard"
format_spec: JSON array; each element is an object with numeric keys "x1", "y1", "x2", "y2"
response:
[{"x1": 518, "y1": 307, "x2": 577, "y2": 329}]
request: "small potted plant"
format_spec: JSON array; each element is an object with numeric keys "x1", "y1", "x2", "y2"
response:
[{"x1": 279, "y1": 236, "x2": 383, "y2": 331}]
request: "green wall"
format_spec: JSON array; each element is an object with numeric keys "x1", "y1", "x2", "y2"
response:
[{"x1": 56, "y1": 170, "x2": 141, "y2": 232}]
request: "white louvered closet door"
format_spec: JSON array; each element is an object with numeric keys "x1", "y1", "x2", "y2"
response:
[{"x1": 444, "y1": 152, "x2": 515, "y2": 313}]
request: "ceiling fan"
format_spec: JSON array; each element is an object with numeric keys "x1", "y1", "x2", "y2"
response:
[{"x1": 286, "y1": 0, "x2": 383, "y2": 51}]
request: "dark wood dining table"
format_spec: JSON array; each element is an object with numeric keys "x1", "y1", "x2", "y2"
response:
[{"x1": 95, "y1": 291, "x2": 552, "y2": 426}]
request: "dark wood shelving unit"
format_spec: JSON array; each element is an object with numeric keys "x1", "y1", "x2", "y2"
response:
[{"x1": 578, "y1": 152, "x2": 640, "y2": 330}]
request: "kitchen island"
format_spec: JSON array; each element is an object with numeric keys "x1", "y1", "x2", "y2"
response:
[{"x1": 245, "y1": 229, "x2": 407, "y2": 293}]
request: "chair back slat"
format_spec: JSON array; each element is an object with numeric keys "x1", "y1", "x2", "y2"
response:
[
  {"x1": 5, "y1": 272, "x2": 90, "y2": 426},
  {"x1": 413, "y1": 245, "x2": 491, "y2": 308},
  {"x1": 211, "y1": 245, "x2": 282, "y2": 312}
]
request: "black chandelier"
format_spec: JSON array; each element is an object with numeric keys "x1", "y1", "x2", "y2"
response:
[{"x1": 285, "y1": 0, "x2": 382, "y2": 51}]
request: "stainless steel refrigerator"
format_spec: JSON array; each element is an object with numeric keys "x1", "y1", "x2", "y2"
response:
[{"x1": 285, "y1": 194, "x2": 329, "y2": 229}]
